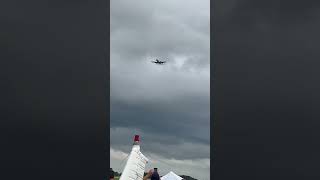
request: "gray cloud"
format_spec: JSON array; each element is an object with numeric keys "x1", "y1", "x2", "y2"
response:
[
  {"x1": 111, "y1": 127, "x2": 210, "y2": 160},
  {"x1": 110, "y1": 0, "x2": 210, "y2": 179},
  {"x1": 111, "y1": 0, "x2": 209, "y2": 69}
]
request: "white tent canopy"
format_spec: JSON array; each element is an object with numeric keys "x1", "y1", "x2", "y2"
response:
[{"x1": 161, "y1": 171, "x2": 183, "y2": 180}]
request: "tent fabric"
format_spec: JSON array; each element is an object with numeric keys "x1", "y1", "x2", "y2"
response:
[{"x1": 161, "y1": 171, "x2": 183, "y2": 180}]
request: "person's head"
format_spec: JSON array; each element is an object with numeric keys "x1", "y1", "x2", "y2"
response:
[{"x1": 153, "y1": 168, "x2": 158, "y2": 172}]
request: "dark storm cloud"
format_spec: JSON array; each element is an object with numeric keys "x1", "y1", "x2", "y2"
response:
[
  {"x1": 110, "y1": 63, "x2": 210, "y2": 160},
  {"x1": 111, "y1": 95, "x2": 209, "y2": 141},
  {"x1": 110, "y1": 0, "x2": 210, "y2": 169},
  {"x1": 110, "y1": 60, "x2": 210, "y2": 160},
  {"x1": 214, "y1": 0, "x2": 320, "y2": 179}
]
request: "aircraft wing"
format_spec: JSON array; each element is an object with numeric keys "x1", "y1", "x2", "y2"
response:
[{"x1": 119, "y1": 145, "x2": 148, "y2": 180}]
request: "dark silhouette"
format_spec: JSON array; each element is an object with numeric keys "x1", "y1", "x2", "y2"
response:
[
  {"x1": 151, "y1": 59, "x2": 166, "y2": 64},
  {"x1": 151, "y1": 168, "x2": 160, "y2": 180},
  {"x1": 109, "y1": 168, "x2": 114, "y2": 179}
]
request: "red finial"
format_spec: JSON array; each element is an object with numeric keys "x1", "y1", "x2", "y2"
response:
[{"x1": 134, "y1": 135, "x2": 140, "y2": 142}]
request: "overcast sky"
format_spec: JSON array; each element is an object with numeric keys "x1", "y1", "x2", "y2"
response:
[{"x1": 110, "y1": 0, "x2": 210, "y2": 179}]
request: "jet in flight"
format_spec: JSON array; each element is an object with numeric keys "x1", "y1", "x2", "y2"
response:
[{"x1": 151, "y1": 59, "x2": 166, "y2": 65}]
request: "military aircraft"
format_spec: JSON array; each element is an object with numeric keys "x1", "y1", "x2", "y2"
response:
[{"x1": 151, "y1": 59, "x2": 166, "y2": 65}]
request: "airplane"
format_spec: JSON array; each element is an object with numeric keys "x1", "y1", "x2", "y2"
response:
[{"x1": 151, "y1": 59, "x2": 166, "y2": 65}]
